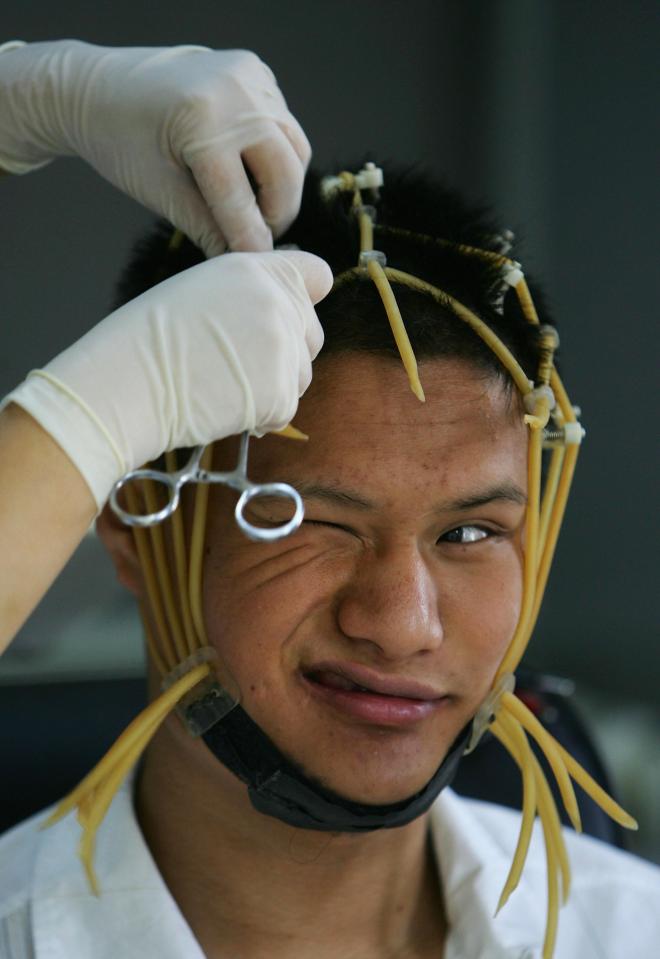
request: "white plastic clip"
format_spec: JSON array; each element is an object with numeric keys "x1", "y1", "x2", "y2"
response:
[
  {"x1": 563, "y1": 421, "x2": 585, "y2": 445},
  {"x1": 359, "y1": 249, "x2": 387, "y2": 268},
  {"x1": 493, "y1": 259, "x2": 524, "y2": 312},
  {"x1": 502, "y1": 261, "x2": 524, "y2": 287},
  {"x1": 162, "y1": 647, "x2": 239, "y2": 737},
  {"x1": 523, "y1": 384, "x2": 556, "y2": 416},
  {"x1": 353, "y1": 203, "x2": 377, "y2": 223},
  {"x1": 161, "y1": 646, "x2": 218, "y2": 690},
  {"x1": 464, "y1": 672, "x2": 516, "y2": 754},
  {"x1": 492, "y1": 229, "x2": 515, "y2": 255},
  {"x1": 543, "y1": 420, "x2": 586, "y2": 447},
  {"x1": 354, "y1": 162, "x2": 384, "y2": 191},
  {"x1": 538, "y1": 324, "x2": 560, "y2": 350},
  {"x1": 320, "y1": 175, "x2": 344, "y2": 198}
]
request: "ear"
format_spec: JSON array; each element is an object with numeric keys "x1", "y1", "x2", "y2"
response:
[{"x1": 96, "y1": 504, "x2": 144, "y2": 597}]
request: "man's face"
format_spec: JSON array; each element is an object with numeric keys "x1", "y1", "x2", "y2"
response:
[{"x1": 203, "y1": 354, "x2": 527, "y2": 805}]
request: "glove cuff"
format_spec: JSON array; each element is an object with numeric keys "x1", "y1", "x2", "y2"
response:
[{"x1": 2, "y1": 372, "x2": 125, "y2": 510}]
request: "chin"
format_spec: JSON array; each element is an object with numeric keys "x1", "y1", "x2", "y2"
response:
[{"x1": 293, "y1": 750, "x2": 445, "y2": 807}]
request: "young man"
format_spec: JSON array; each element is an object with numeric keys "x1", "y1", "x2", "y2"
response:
[
  {"x1": 3, "y1": 161, "x2": 660, "y2": 958},
  {"x1": 0, "y1": 41, "x2": 658, "y2": 959}
]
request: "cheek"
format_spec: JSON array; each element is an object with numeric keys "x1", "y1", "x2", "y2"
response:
[
  {"x1": 442, "y1": 545, "x2": 523, "y2": 689},
  {"x1": 201, "y1": 526, "x2": 359, "y2": 679}
]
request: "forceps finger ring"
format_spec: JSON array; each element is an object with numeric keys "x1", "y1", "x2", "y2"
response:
[
  {"x1": 235, "y1": 482, "x2": 304, "y2": 542},
  {"x1": 109, "y1": 465, "x2": 183, "y2": 528},
  {"x1": 109, "y1": 445, "x2": 205, "y2": 529}
]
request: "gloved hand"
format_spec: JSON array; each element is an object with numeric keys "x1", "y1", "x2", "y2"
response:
[
  {"x1": 0, "y1": 40, "x2": 310, "y2": 255},
  {"x1": 2, "y1": 251, "x2": 332, "y2": 509}
]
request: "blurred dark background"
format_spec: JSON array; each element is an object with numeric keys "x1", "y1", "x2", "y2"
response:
[{"x1": 1, "y1": 1, "x2": 658, "y2": 858}]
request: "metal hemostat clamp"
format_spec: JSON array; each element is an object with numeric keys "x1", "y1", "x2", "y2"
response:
[{"x1": 109, "y1": 430, "x2": 304, "y2": 541}]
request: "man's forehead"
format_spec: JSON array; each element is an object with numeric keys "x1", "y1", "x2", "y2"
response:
[
  {"x1": 244, "y1": 354, "x2": 527, "y2": 498},
  {"x1": 303, "y1": 354, "x2": 511, "y2": 428}
]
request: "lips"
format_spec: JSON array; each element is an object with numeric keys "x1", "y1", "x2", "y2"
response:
[
  {"x1": 304, "y1": 662, "x2": 445, "y2": 700},
  {"x1": 301, "y1": 662, "x2": 449, "y2": 727}
]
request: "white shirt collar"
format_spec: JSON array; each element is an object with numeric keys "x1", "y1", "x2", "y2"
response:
[
  {"x1": 30, "y1": 782, "x2": 547, "y2": 959},
  {"x1": 431, "y1": 790, "x2": 544, "y2": 959},
  {"x1": 31, "y1": 777, "x2": 205, "y2": 959}
]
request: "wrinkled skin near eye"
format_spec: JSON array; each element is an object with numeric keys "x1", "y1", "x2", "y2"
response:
[{"x1": 202, "y1": 354, "x2": 528, "y2": 805}]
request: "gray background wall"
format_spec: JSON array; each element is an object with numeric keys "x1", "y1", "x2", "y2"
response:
[{"x1": 1, "y1": 0, "x2": 658, "y2": 847}]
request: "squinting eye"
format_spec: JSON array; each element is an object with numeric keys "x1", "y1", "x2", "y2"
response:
[
  {"x1": 441, "y1": 525, "x2": 489, "y2": 545},
  {"x1": 303, "y1": 519, "x2": 351, "y2": 533}
]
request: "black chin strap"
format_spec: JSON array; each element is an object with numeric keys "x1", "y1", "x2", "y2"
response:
[{"x1": 201, "y1": 704, "x2": 471, "y2": 831}]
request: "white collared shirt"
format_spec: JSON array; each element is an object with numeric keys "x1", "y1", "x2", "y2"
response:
[{"x1": 1, "y1": 781, "x2": 658, "y2": 958}]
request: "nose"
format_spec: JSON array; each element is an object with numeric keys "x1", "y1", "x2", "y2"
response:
[{"x1": 336, "y1": 542, "x2": 444, "y2": 661}]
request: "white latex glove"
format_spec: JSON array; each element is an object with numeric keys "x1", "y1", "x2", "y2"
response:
[
  {"x1": 2, "y1": 251, "x2": 332, "y2": 509},
  {"x1": 0, "y1": 40, "x2": 311, "y2": 255}
]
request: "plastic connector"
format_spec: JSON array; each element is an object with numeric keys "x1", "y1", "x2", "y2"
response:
[
  {"x1": 492, "y1": 229, "x2": 515, "y2": 255},
  {"x1": 543, "y1": 420, "x2": 586, "y2": 447},
  {"x1": 538, "y1": 324, "x2": 560, "y2": 351},
  {"x1": 161, "y1": 646, "x2": 218, "y2": 688},
  {"x1": 320, "y1": 175, "x2": 344, "y2": 198},
  {"x1": 354, "y1": 162, "x2": 384, "y2": 190},
  {"x1": 563, "y1": 421, "x2": 585, "y2": 445},
  {"x1": 162, "y1": 647, "x2": 239, "y2": 737},
  {"x1": 464, "y1": 672, "x2": 516, "y2": 754},
  {"x1": 353, "y1": 203, "x2": 377, "y2": 223},
  {"x1": 523, "y1": 384, "x2": 556, "y2": 415},
  {"x1": 320, "y1": 164, "x2": 383, "y2": 198},
  {"x1": 183, "y1": 682, "x2": 239, "y2": 737},
  {"x1": 359, "y1": 249, "x2": 387, "y2": 268},
  {"x1": 357, "y1": 167, "x2": 382, "y2": 188},
  {"x1": 502, "y1": 261, "x2": 524, "y2": 287}
]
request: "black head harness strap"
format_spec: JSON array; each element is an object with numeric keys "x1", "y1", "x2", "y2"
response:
[{"x1": 201, "y1": 703, "x2": 471, "y2": 831}]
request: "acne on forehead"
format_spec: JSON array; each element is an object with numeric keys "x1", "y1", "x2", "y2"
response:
[
  {"x1": 246, "y1": 354, "x2": 527, "y2": 493},
  {"x1": 296, "y1": 355, "x2": 523, "y2": 437}
]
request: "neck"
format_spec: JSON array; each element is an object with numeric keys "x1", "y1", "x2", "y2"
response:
[{"x1": 136, "y1": 721, "x2": 446, "y2": 959}]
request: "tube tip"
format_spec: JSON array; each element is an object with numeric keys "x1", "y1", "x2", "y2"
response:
[
  {"x1": 411, "y1": 379, "x2": 426, "y2": 403},
  {"x1": 40, "y1": 802, "x2": 69, "y2": 830},
  {"x1": 273, "y1": 423, "x2": 309, "y2": 442},
  {"x1": 494, "y1": 889, "x2": 510, "y2": 916}
]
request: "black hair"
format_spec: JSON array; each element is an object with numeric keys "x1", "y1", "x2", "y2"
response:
[{"x1": 114, "y1": 163, "x2": 552, "y2": 386}]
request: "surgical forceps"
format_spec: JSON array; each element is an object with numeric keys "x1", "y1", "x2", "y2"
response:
[{"x1": 109, "y1": 431, "x2": 304, "y2": 542}]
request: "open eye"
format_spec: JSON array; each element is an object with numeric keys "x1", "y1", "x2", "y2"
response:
[{"x1": 440, "y1": 525, "x2": 490, "y2": 545}]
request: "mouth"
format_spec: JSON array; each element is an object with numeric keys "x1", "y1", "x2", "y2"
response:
[{"x1": 301, "y1": 662, "x2": 450, "y2": 727}]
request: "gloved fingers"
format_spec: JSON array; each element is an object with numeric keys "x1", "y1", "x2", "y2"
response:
[
  {"x1": 279, "y1": 111, "x2": 312, "y2": 168},
  {"x1": 276, "y1": 250, "x2": 334, "y2": 306},
  {"x1": 221, "y1": 50, "x2": 311, "y2": 167},
  {"x1": 267, "y1": 250, "x2": 333, "y2": 358},
  {"x1": 156, "y1": 166, "x2": 228, "y2": 258},
  {"x1": 296, "y1": 339, "x2": 314, "y2": 396},
  {"x1": 187, "y1": 148, "x2": 274, "y2": 252},
  {"x1": 242, "y1": 129, "x2": 307, "y2": 239}
]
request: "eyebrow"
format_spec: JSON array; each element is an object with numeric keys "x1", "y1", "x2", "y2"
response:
[
  {"x1": 442, "y1": 483, "x2": 527, "y2": 511},
  {"x1": 283, "y1": 480, "x2": 527, "y2": 513}
]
